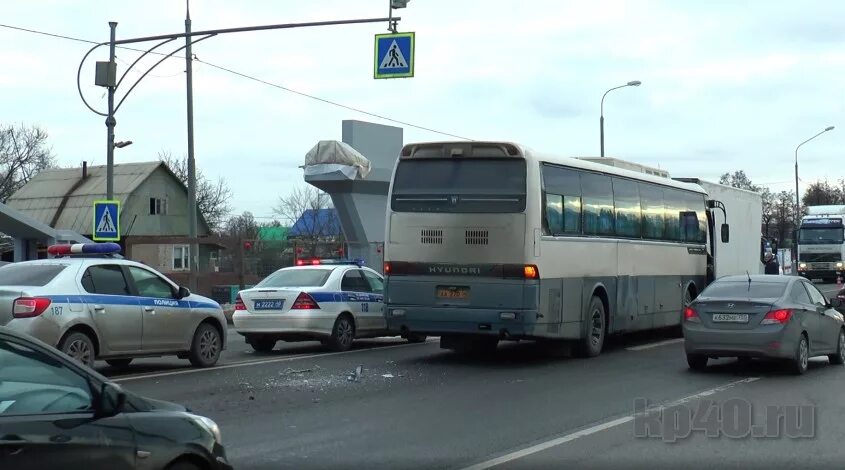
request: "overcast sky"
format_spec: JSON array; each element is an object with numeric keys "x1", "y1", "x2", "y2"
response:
[{"x1": 1, "y1": 0, "x2": 842, "y2": 220}]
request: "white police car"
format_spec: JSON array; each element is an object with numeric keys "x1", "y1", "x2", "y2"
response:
[
  {"x1": 233, "y1": 258, "x2": 426, "y2": 352},
  {"x1": 0, "y1": 243, "x2": 227, "y2": 368}
]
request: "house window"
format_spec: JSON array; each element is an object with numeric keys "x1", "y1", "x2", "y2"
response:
[
  {"x1": 149, "y1": 198, "x2": 168, "y2": 215},
  {"x1": 172, "y1": 245, "x2": 190, "y2": 271}
]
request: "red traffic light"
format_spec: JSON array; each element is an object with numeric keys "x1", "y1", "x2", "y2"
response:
[{"x1": 244, "y1": 241, "x2": 252, "y2": 250}]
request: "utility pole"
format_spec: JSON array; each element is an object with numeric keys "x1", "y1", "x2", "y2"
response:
[
  {"x1": 106, "y1": 22, "x2": 117, "y2": 200},
  {"x1": 185, "y1": 1, "x2": 199, "y2": 289}
]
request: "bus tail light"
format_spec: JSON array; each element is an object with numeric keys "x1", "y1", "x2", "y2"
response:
[
  {"x1": 13, "y1": 297, "x2": 52, "y2": 318},
  {"x1": 291, "y1": 292, "x2": 320, "y2": 310},
  {"x1": 683, "y1": 306, "x2": 700, "y2": 323},
  {"x1": 503, "y1": 264, "x2": 539, "y2": 279},
  {"x1": 384, "y1": 261, "x2": 409, "y2": 275},
  {"x1": 761, "y1": 309, "x2": 792, "y2": 325}
]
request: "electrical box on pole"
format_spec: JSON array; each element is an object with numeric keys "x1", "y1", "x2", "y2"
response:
[{"x1": 95, "y1": 61, "x2": 116, "y2": 87}]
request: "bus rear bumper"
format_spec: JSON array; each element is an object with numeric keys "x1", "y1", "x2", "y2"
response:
[{"x1": 385, "y1": 305, "x2": 538, "y2": 338}]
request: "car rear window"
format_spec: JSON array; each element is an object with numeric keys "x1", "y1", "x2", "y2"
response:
[
  {"x1": 256, "y1": 269, "x2": 331, "y2": 288},
  {"x1": 0, "y1": 264, "x2": 67, "y2": 287},
  {"x1": 701, "y1": 281, "x2": 786, "y2": 299}
]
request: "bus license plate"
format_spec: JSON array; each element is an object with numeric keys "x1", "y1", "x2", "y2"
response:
[
  {"x1": 437, "y1": 286, "x2": 469, "y2": 300},
  {"x1": 712, "y1": 313, "x2": 748, "y2": 323},
  {"x1": 254, "y1": 299, "x2": 285, "y2": 310}
]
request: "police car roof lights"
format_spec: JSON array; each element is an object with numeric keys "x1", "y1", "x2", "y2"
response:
[
  {"x1": 47, "y1": 242, "x2": 122, "y2": 257},
  {"x1": 295, "y1": 257, "x2": 364, "y2": 267}
]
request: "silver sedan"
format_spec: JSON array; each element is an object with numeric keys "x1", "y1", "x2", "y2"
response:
[{"x1": 683, "y1": 275, "x2": 845, "y2": 374}]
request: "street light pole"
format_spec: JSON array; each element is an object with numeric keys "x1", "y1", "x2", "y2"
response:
[
  {"x1": 794, "y1": 125, "x2": 835, "y2": 229},
  {"x1": 106, "y1": 21, "x2": 117, "y2": 200},
  {"x1": 185, "y1": 1, "x2": 198, "y2": 285},
  {"x1": 600, "y1": 80, "x2": 641, "y2": 158}
]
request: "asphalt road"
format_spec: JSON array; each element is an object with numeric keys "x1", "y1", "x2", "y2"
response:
[{"x1": 99, "y1": 283, "x2": 844, "y2": 469}]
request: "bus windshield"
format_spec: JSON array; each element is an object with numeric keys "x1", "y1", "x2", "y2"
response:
[
  {"x1": 799, "y1": 227, "x2": 844, "y2": 244},
  {"x1": 391, "y1": 158, "x2": 526, "y2": 213}
]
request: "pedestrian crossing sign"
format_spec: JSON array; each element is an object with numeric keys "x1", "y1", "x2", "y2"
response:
[
  {"x1": 374, "y1": 32, "x2": 415, "y2": 79},
  {"x1": 93, "y1": 200, "x2": 120, "y2": 241}
]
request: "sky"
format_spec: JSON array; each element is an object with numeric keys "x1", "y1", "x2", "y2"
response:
[{"x1": 1, "y1": 0, "x2": 842, "y2": 221}]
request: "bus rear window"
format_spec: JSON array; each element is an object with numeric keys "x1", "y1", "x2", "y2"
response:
[{"x1": 391, "y1": 158, "x2": 526, "y2": 213}]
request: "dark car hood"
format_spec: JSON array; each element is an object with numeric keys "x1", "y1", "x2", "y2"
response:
[{"x1": 126, "y1": 391, "x2": 187, "y2": 412}]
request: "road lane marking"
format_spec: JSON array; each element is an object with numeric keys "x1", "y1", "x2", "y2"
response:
[
  {"x1": 459, "y1": 377, "x2": 760, "y2": 470},
  {"x1": 112, "y1": 338, "x2": 438, "y2": 383},
  {"x1": 626, "y1": 338, "x2": 684, "y2": 351}
]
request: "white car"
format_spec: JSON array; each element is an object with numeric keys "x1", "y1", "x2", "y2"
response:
[
  {"x1": 233, "y1": 259, "x2": 425, "y2": 352},
  {"x1": 0, "y1": 243, "x2": 227, "y2": 368}
]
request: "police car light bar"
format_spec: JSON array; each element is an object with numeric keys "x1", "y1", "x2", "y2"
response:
[
  {"x1": 295, "y1": 258, "x2": 364, "y2": 267},
  {"x1": 47, "y1": 242, "x2": 121, "y2": 256}
]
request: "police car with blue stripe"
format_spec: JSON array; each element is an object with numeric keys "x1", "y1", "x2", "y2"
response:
[
  {"x1": 233, "y1": 258, "x2": 426, "y2": 352},
  {"x1": 0, "y1": 243, "x2": 227, "y2": 369}
]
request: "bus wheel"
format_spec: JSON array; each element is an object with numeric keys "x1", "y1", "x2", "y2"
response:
[{"x1": 575, "y1": 296, "x2": 606, "y2": 358}]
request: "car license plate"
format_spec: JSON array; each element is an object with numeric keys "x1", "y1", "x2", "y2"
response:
[
  {"x1": 712, "y1": 313, "x2": 749, "y2": 323},
  {"x1": 437, "y1": 286, "x2": 469, "y2": 300},
  {"x1": 253, "y1": 299, "x2": 284, "y2": 310}
]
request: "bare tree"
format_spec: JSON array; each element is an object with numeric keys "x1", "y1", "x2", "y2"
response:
[
  {"x1": 273, "y1": 185, "x2": 341, "y2": 255},
  {"x1": 159, "y1": 150, "x2": 232, "y2": 231},
  {"x1": 0, "y1": 124, "x2": 56, "y2": 202},
  {"x1": 225, "y1": 211, "x2": 260, "y2": 239},
  {"x1": 802, "y1": 180, "x2": 843, "y2": 207}
]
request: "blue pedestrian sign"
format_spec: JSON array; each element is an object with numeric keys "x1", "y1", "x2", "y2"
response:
[
  {"x1": 92, "y1": 200, "x2": 120, "y2": 241},
  {"x1": 374, "y1": 32, "x2": 415, "y2": 79}
]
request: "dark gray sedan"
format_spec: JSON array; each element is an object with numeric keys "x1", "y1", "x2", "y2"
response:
[{"x1": 683, "y1": 275, "x2": 845, "y2": 374}]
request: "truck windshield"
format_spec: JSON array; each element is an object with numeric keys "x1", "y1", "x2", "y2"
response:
[
  {"x1": 390, "y1": 158, "x2": 526, "y2": 213},
  {"x1": 798, "y1": 228, "x2": 844, "y2": 244}
]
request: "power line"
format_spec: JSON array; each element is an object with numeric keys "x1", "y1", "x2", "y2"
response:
[{"x1": 0, "y1": 22, "x2": 472, "y2": 140}]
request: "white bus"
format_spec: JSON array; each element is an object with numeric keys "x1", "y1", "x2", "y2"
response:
[{"x1": 383, "y1": 141, "x2": 759, "y2": 356}]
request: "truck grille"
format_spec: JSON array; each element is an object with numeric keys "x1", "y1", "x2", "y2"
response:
[{"x1": 799, "y1": 253, "x2": 842, "y2": 262}]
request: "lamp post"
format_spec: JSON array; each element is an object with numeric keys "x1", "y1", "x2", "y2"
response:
[
  {"x1": 600, "y1": 80, "x2": 641, "y2": 158},
  {"x1": 794, "y1": 126, "x2": 835, "y2": 225}
]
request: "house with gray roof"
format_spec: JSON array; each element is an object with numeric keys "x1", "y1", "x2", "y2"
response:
[{"x1": 5, "y1": 161, "x2": 218, "y2": 274}]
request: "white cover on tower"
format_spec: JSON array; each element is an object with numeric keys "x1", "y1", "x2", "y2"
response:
[{"x1": 303, "y1": 140, "x2": 371, "y2": 180}]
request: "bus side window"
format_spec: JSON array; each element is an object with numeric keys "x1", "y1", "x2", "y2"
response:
[{"x1": 545, "y1": 194, "x2": 563, "y2": 234}]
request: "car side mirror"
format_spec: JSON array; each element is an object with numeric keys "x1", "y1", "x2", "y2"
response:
[
  {"x1": 721, "y1": 224, "x2": 730, "y2": 243},
  {"x1": 95, "y1": 382, "x2": 126, "y2": 418},
  {"x1": 177, "y1": 286, "x2": 191, "y2": 299}
]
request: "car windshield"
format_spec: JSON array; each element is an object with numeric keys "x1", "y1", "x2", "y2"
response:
[
  {"x1": 0, "y1": 264, "x2": 67, "y2": 286},
  {"x1": 799, "y1": 228, "x2": 844, "y2": 244},
  {"x1": 700, "y1": 281, "x2": 786, "y2": 299},
  {"x1": 256, "y1": 269, "x2": 331, "y2": 288}
]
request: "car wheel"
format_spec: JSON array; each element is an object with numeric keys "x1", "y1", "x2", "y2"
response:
[
  {"x1": 687, "y1": 354, "x2": 708, "y2": 371},
  {"x1": 59, "y1": 331, "x2": 96, "y2": 368},
  {"x1": 790, "y1": 334, "x2": 809, "y2": 375},
  {"x1": 327, "y1": 315, "x2": 354, "y2": 352},
  {"x1": 574, "y1": 296, "x2": 606, "y2": 358},
  {"x1": 829, "y1": 330, "x2": 845, "y2": 365},
  {"x1": 405, "y1": 333, "x2": 427, "y2": 344},
  {"x1": 105, "y1": 359, "x2": 133, "y2": 368},
  {"x1": 246, "y1": 335, "x2": 277, "y2": 353},
  {"x1": 189, "y1": 323, "x2": 222, "y2": 368}
]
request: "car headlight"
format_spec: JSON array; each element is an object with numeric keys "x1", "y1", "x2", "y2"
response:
[
  {"x1": 799, "y1": 263, "x2": 807, "y2": 269},
  {"x1": 837, "y1": 262, "x2": 843, "y2": 268},
  {"x1": 189, "y1": 414, "x2": 222, "y2": 444}
]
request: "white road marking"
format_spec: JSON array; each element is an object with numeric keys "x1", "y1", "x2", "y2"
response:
[
  {"x1": 112, "y1": 338, "x2": 437, "y2": 383},
  {"x1": 626, "y1": 338, "x2": 684, "y2": 351},
  {"x1": 460, "y1": 377, "x2": 760, "y2": 470}
]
